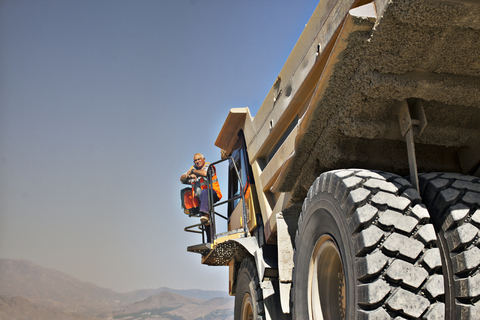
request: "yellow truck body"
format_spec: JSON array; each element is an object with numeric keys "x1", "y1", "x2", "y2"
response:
[{"x1": 188, "y1": 0, "x2": 480, "y2": 319}]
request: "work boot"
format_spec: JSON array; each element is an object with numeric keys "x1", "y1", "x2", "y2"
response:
[{"x1": 200, "y1": 214, "x2": 210, "y2": 224}]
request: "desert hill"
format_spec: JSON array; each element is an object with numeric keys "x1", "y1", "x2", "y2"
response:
[
  {"x1": 122, "y1": 287, "x2": 230, "y2": 302},
  {"x1": 106, "y1": 291, "x2": 233, "y2": 320},
  {"x1": 0, "y1": 295, "x2": 99, "y2": 320},
  {"x1": 0, "y1": 259, "x2": 233, "y2": 319},
  {"x1": 118, "y1": 291, "x2": 204, "y2": 314},
  {"x1": 0, "y1": 258, "x2": 125, "y2": 315}
]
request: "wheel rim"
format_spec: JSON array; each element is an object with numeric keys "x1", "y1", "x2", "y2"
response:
[
  {"x1": 308, "y1": 235, "x2": 346, "y2": 320},
  {"x1": 241, "y1": 292, "x2": 254, "y2": 320}
]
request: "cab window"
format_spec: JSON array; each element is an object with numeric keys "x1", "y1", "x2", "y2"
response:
[{"x1": 228, "y1": 133, "x2": 252, "y2": 216}]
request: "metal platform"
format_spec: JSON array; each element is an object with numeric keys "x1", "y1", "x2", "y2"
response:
[
  {"x1": 187, "y1": 228, "x2": 247, "y2": 266},
  {"x1": 187, "y1": 242, "x2": 212, "y2": 256},
  {"x1": 201, "y1": 239, "x2": 244, "y2": 266}
]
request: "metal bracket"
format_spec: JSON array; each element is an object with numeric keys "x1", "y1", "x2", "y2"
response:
[
  {"x1": 398, "y1": 99, "x2": 427, "y2": 192},
  {"x1": 276, "y1": 212, "x2": 294, "y2": 313}
]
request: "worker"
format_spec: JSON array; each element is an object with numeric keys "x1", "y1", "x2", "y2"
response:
[{"x1": 180, "y1": 153, "x2": 222, "y2": 224}]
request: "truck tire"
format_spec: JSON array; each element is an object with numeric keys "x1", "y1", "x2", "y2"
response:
[
  {"x1": 234, "y1": 256, "x2": 265, "y2": 320},
  {"x1": 419, "y1": 173, "x2": 480, "y2": 320},
  {"x1": 292, "y1": 169, "x2": 445, "y2": 320}
]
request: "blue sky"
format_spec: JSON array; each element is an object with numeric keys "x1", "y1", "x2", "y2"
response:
[{"x1": 0, "y1": 0, "x2": 317, "y2": 293}]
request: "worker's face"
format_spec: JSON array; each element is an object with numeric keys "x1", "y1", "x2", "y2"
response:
[{"x1": 193, "y1": 155, "x2": 205, "y2": 169}]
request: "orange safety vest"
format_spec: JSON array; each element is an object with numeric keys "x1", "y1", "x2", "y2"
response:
[
  {"x1": 190, "y1": 162, "x2": 222, "y2": 200},
  {"x1": 182, "y1": 188, "x2": 199, "y2": 211}
]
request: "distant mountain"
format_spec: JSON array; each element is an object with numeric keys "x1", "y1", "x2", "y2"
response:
[
  {"x1": 173, "y1": 297, "x2": 234, "y2": 320},
  {"x1": 117, "y1": 291, "x2": 204, "y2": 314},
  {"x1": 123, "y1": 287, "x2": 231, "y2": 302},
  {"x1": 0, "y1": 259, "x2": 124, "y2": 315},
  {"x1": 0, "y1": 295, "x2": 99, "y2": 320},
  {"x1": 106, "y1": 291, "x2": 233, "y2": 320},
  {"x1": 0, "y1": 258, "x2": 233, "y2": 319}
]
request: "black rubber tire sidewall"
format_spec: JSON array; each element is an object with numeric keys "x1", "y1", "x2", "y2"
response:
[
  {"x1": 293, "y1": 192, "x2": 356, "y2": 320},
  {"x1": 234, "y1": 256, "x2": 264, "y2": 320}
]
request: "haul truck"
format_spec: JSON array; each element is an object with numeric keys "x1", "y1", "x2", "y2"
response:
[{"x1": 182, "y1": 0, "x2": 480, "y2": 319}]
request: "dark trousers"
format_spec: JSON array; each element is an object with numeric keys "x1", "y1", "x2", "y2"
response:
[
  {"x1": 199, "y1": 189, "x2": 220, "y2": 214},
  {"x1": 199, "y1": 189, "x2": 220, "y2": 243}
]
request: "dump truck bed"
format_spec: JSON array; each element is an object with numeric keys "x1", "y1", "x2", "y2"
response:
[
  {"x1": 206, "y1": 2, "x2": 480, "y2": 317},
  {"x1": 207, "y1": 1, "x2": 480, "y2": 318},
  {"x1": 217, "y1": 0, "x2": 480, "y2": 209},
  {"x1": 278, "y1": 0, "x2": 480, "y2": 202}
]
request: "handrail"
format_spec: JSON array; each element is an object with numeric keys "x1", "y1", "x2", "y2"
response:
[
  {"x1": 184, "y1": 222, "x2": 206, "y2": 243},
  {"x1": 200, "y1": 156, "x2": 249, "y2": 244},
  {"x1": 214, "y1": 194, "x2": 243, "y2": 208}
]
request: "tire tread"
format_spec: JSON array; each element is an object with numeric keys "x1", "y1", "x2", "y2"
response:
[
  {"x1": 419, "y1": 173, "x2": 480, "y2": 320},
  {"x1": 292, "y1": 169, "x2": 444, "y2": 319}
]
